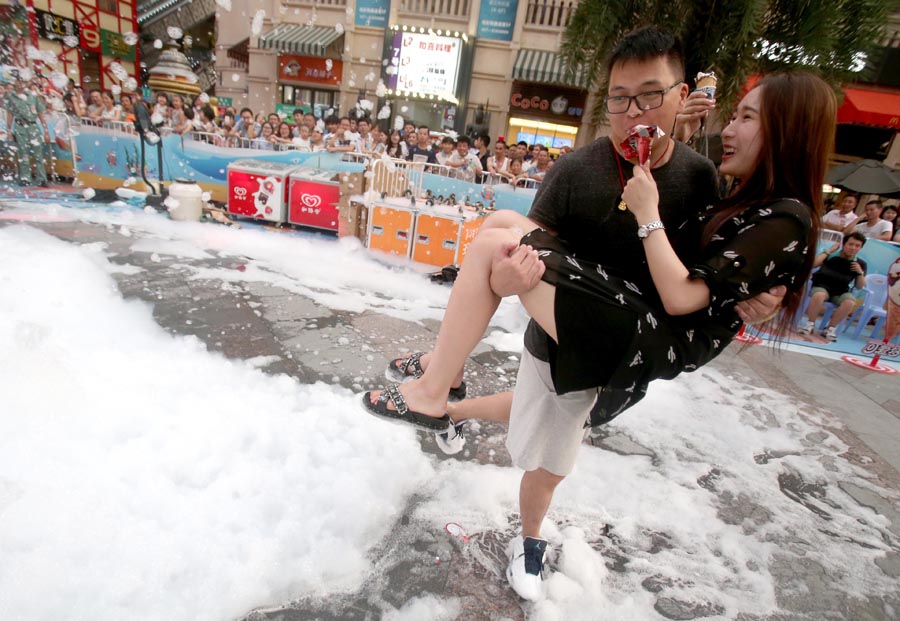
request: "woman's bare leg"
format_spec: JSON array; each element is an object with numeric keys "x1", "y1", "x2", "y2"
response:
[{"x1": 371, "y1": 211, "x2": 547, "y2": 418}]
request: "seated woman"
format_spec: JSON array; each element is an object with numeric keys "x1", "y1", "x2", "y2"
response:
[{"x1": 363, "y1": 72, "x2": 833, "y2": 440}]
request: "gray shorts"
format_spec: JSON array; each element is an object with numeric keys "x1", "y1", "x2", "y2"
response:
[{"x1": 505, "y1": 350, "x2": 597, "y2": 477}]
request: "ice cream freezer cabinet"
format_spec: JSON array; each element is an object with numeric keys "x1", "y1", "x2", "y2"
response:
[
  {"x1": 366, "y1": 199, "x2": 487, "y2": 268},
  {"x1": 287, "y1": 169, "x2": 342, "y2": 232},
  {"x1": 226, "y1": 159, "x2": 300, "y2": 224}
]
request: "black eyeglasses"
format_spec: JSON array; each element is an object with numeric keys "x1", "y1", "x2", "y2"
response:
[{"x1": 604, "y1": 81, "x2": 684, "y2": 114}]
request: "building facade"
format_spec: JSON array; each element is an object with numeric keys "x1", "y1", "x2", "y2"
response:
[
  {"x1": 215, "y1": 0, "x2": 599, "y2": 152},
  {"x1": 0, "y1": 0, "x2": 140, "y2": 91}
]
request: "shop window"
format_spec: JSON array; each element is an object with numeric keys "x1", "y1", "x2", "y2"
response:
[{"x1": 99, "y1": 0, "x2": 117, "y2": 13}]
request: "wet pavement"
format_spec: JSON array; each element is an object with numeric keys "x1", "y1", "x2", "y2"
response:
[{"x1": 3, "y1": 195, "x2": 900, "y2": 621}]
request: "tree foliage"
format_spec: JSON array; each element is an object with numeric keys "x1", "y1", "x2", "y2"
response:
[{"x1": 559, "y1": 0, "x2": 895, "y2": 125}]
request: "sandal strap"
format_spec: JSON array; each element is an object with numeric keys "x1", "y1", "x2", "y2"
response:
[
  {"x1": 399, "y1": 352, "x2": 425, "y2": 378},
  {"x1": 384, "y1": 384, "x2": 408, "y2": 416}
]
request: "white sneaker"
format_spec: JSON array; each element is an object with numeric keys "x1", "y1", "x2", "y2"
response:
[
  {"x1": 825, "y1": 326, "x2": 838, "y2": 342},
  {"x1": 434, "y1": 419, "x2": 466, "y2": 455},
  {"x1": 506, "y1": 535, "x2": 548, "y2": 601},
  {"x1": 798, "y1": 320, "x2": 814, "y2": 335}
]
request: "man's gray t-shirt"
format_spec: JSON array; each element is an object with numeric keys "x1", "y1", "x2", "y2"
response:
[{"x1": 524, "y1": 137, "x2": 719, "y2": 361}]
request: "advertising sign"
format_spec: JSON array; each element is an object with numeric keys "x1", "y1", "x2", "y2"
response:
[
  {"x1": 387, "y1": 32, "x2": 462, "y2": 99},
  {"x1": 81, "y1": 26, "x2": 101, "y2": 53},
  {"x1": 355, "y1": 0, "x2": 389, "y2": 29},
  {"x1": 101, "y1": 29, "x2": 136, "y2": 62},
  {"x1": 278, "y1": 55, "x2": 342, "y2": 87},
  {"x1": 35, "y1": 10, "x2": 79, "y2": 43},
  {"x1": 288, "y1": 177, "x2": 341, "y2": 231},
  {"x1": 476, "y1": 0, "x2": 518, "y2": 41},
  {"x1": 509, "y1": 81, "x2": 587, "y2": 120}
]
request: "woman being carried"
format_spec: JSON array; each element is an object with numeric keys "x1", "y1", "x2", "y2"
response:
[{"x1": 364, "y1": 71, "x2": 833, "y2": 441}]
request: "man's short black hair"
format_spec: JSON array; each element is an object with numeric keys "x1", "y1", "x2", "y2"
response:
[
  {"x1": 417, "y1": 125, "x2": 430, "y2": 131},
  {"x1": 517, "y1": 140, "x2": 528, "y2": 148},
  {"x1": 866, "y1": 199, "x2": 884, "y2": 209},
  {"x1": 441, "y1": 136, "x2": 455, "y2": 145},
  {"x1": 606, "y1": 25, "x2": 685, "y2": 80},
  {"x1": 478, "y1": 133, "x2": 491, "y2": 147},
  {"x1": 239, "y1": 107, "x2": 252, "y2": 116},
  {"x1": 457, "y1": 135, "x2": 471, "y2": 146},
  {"x1": 843, "y1": 231, "x2": 867, "y2": 246}
]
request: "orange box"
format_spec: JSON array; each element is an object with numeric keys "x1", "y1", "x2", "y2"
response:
[
  {"x1": 367, "y1": 200, "x2": 417, "y2": 259},
  {"x1": 412, "y1": 205, "x2": 485, "y2": 267}
]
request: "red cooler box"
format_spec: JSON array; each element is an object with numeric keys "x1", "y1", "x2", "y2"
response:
[
  {"x1": 287, "y1": 168, "x2": 342, "y2": 232},
  {"x1": 412, "y1": 204, "x2": 485, "y2": 267},
  {"x1": 226, "y1": 159, "x2": 299, "y2": 223}
]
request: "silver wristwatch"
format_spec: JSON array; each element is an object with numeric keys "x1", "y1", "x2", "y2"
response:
[{"x1": 637, "y1": 219, "x2": 665, "y2": 239}]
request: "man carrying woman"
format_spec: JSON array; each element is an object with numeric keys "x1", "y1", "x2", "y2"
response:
[{"x1": 364, "y1": 26, "x2": 833, "y2": 602}]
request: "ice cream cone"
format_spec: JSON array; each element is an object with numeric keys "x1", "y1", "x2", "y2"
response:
[
  {"x1": 887, "y1": 299, "x2": 900, "y2": 340},
  {"x1": 695, "y1": 71, "x2": 717, "y2": 99}
]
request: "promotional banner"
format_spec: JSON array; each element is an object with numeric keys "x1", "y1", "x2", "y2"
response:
[
  {"x1": 387, "y1": 32, "x2": 462, "y2": 99},
  {"x1": 476, "y1": 0, "x2": 518, "y2": 41},
  {"x1": 355, "y1": 0, "x2": 389, "y2": 28}
]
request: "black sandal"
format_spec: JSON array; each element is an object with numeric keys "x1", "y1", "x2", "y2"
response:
[
  {"x1": 361, "y1": 384, "x2": 452, "y2": 432},
  {"x1": 385, "y1": 352, "x2": 468, "y2": 402}
]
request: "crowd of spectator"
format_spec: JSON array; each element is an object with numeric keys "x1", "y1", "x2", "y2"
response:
[
  {"x1": 0, "y1": 74, "x2": 567, "y2": 187},
  {"x1": 823, "y1": 193, "x2": 900, "y2": 243}
]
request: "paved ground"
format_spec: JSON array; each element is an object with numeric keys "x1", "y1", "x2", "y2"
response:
[{"x1": 3, "y1": 201, "x2": 900, "y2": 621}]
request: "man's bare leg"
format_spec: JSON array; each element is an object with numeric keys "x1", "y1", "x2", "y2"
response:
[
  {"x1": 446, "y1": 391, "x2": 513, "y2": 424},
  {"x1": 520, "y1": 468, "x2": 565, "y2": 539}
]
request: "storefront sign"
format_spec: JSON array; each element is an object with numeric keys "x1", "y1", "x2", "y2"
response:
[
  {"x1": 35, "y1": 10, "x2": 79, "y2": 43},
  {"x1": 101, "y1": 29, "x2": 136, "y2": 62},
  {"x1": 217, "y1": 97, "x2": 233, "y2": 107},
  {"x1": 509, "y1": 82, "x2": 587, "y2": 120},
  {"x1": 81, "y1": 26, "x2": 101, "y2": 53},
  {"x1": 279, "y1": 55, "x2": 342, "y2": 87},
  {"x1": 275, "y1": 103, "x2": 310, "y2": 120},
  {"x1": 355, "y1": 0, "x2": 389, "y2": 28},
  {"x1": 476, "y1": 0, "x2": 518, "y2": 42},
  {"x1": 387, "y1": 32, "x2": 462, "y2": 99}
]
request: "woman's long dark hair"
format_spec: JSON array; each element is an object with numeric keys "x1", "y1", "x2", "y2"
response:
[{"x1": 702, "y1": 72, "x2": 836, "y2": 337}]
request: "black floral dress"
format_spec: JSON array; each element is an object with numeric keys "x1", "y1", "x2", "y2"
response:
[{"x1": 522, "y1": 199, "x2": 811, "y2": 427}]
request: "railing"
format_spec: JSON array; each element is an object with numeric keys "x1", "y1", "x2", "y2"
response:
[
  {"x1": 524, "y1": 0, "x2": 578, "y2": 28},
  {"x1": 284, "y1": 0, "x2": 347, "y2": 6},
  {"x1": 399, "y1": 0, "x2": 470, "y2": 19}
]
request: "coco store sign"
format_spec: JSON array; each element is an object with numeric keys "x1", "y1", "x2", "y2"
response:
[{"x1": 509, "y1": 82, "x2": 586, "y2": 120}]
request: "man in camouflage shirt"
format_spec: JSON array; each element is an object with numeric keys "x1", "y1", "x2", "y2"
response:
[{"x1": 5, "y1": 76, "x2": 51, "y2": 187}]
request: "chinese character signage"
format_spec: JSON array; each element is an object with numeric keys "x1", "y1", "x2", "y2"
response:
[
  {"x1": 356, "y1": 0, "x2": 389, "y2": 29},
  {"x1": 35, "y1": 10, "x2": 79, "y2": 44},
  {"x1": 387, "y1": 32, "x2": 462, "y2": 99},
  {"x1": 477, "y1": 0, "x2": 518, "y2": 41},
  {"x1": 101, "y1": 29, "x2": 136, "y2": 62},
  {"x1": 278, "y1": 55, "x2": 342, "y2": 87}
]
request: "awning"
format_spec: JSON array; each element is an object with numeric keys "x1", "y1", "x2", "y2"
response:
[
  {"x1": 258, "y1": 24, "x2": 343, "y2": 56},
  {"x1": 512, "y1": 49, "x2": 589, "y2": 89},
  {"x1": 838, "y1": 87, "x2": 900, "y2": 129}
]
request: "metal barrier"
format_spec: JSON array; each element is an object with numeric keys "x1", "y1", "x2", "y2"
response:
[
  {"x1": 370, "y1": 156, "x2": 425, "y2": 198},
  {"x1": 277, "y1": 142, "x2": 312, "y2": 152},
  {"x1": 342, "y1": 152, "x2": 370, "y2": 163},
  {"x1": 514, "y1": 177, "x2": 542, "y2": 189},
  {"x1": 101, "y1": 120, "x2": 136, "y2": 135},
  {"x1": 819, "y1": 229, "x2": 845, "y2": 246}
]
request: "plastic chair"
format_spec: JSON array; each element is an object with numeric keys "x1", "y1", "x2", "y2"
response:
[{"x1": 851, "y1": 274, "x2": 888, "y2": 339}]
